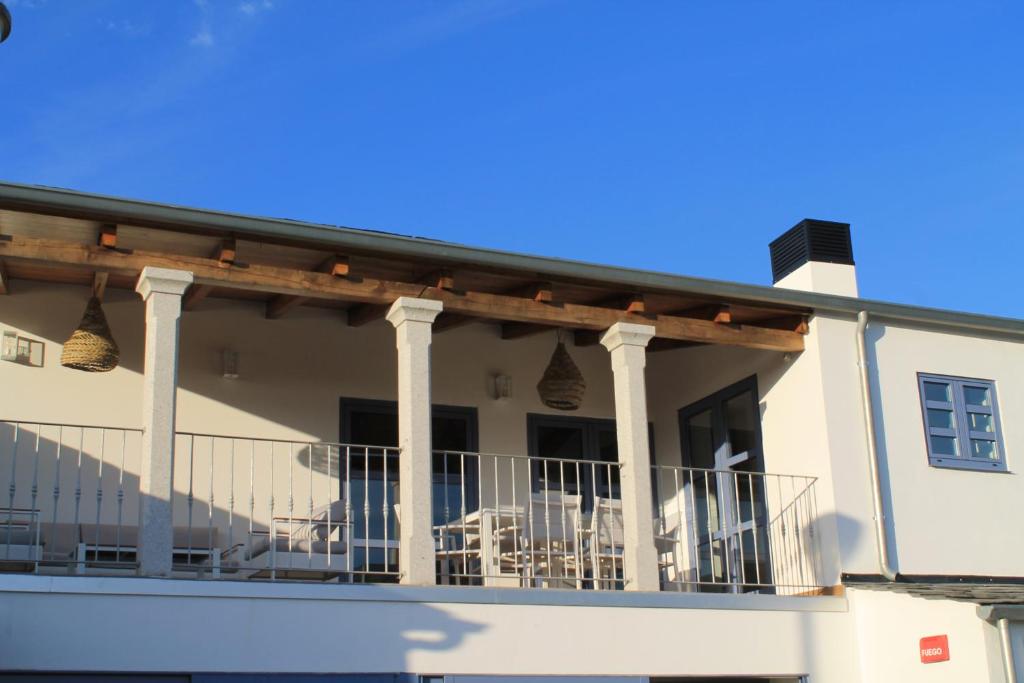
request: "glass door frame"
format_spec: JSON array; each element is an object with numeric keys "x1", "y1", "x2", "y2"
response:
[
  {"x1": 677, "y1": 375, "x2": 771, "y2": 591},
  {"x1": 339, "y1": 397, "x2": 480, "y2": 575}
]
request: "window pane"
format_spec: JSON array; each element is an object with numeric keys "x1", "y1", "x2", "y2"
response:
[
  {"x1": 927, "y1": 408, "x2": 955, "y2": 430},
  {"x1": 930, "y1": 435, "x2": 958, "y2": 457},
  {"x1": 723, "y1": 391, "x2": 758, "y2": 456},
  {"x1": 963, "y1": 385, "x2": 992, "y2": 407},
  {"x1": 968, "y1": 412, "x2": 994, "y2": 433},
  {"x1": 923, "y1": 381, "x2": 951, "y2": 403},
  {"x1": 970, "y1": 439, "x2": 998, "y2": 460},
  {"x1": 685, "y1": 410, "x2": 716, "y2": 469}
]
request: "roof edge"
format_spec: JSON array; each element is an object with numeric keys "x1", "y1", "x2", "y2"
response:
[{"x1": 1, "y1": 181, "x2": 1022, "y2": 338}]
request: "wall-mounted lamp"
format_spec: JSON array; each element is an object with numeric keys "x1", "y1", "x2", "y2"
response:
[
  {"x1": 492, "y1": 374, "x2": 512, "y2": 400},
  {"x1": 222, "y1": 350, "x2": 240, "y2": 379}
]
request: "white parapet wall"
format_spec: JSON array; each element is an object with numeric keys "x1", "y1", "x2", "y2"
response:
[{"x1": 0, "y1": 574, "x2": 859, "y2": 680}]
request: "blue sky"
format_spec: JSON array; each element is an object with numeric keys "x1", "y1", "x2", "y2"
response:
[{"x1": 1, "y1": 1, "x2": 1022, "y2": 317}]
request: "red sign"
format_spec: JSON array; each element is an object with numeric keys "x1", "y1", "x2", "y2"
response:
[{"x1": 920, "y1": 635, "x2": 950, "y2": 664}]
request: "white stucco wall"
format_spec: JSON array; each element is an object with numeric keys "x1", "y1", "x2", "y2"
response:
[
  {"x1": 0, "y1": 575, "x2": 857, "y2": 680},
  {"x1": 848, "y1": 588, "x2": 1005, "y2": 682},
  {"x1": 867, "y1": 322, "x2": 1024, "y2": 576}
]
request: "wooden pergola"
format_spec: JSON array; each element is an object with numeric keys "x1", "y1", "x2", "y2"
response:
[{"x1": 0, "y1": 199, "x2": 809, "y2": 353}]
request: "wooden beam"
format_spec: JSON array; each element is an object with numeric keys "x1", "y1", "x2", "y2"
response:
[
  {"x1": 266, "y1": 253, "x2": 350, "y2": 319},
  {"x1": 183, "y1": 241, "x2": 236, "y2": 311},
  {"x1": 265, "y1": 293, "x2": 307, "y2": 320},
  {"x1": 506, "y1": 281, "x2": 553, "y2": 302},
  {"x1": 755, "y1": 315, "x2": 810, "y2": 335},
  {"x1": 599, "y1": 293, "x2": 645, "y2": 314},
  {"x1": 0, "y1": 235, "x2": 804, "y2": 352},
  {"x1": 347, "y1": 303, "x2": 390, "y2": 327},
  {"x1": 182, "y1": 284, "x2": 213, "y2": 311},
  {"x1": 671, "y1": 303, "x2": 731, "y2": 324}
]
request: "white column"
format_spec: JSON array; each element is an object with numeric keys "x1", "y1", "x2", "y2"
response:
[
  {"x1": 135, "y1": 267, "x2": 194, "y2": 577},
  {"x1": 600, "y1": 321, "x2": 660, "y2": 592},
  {"x1": 387, "y1": 296, "x2": 443, "y2": 585}
]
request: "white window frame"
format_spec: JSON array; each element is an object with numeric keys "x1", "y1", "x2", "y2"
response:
[{"x1": 918, "y1": 373, "x2": 1007, "y2": 472}]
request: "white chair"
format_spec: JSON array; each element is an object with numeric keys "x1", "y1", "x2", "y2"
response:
[
  {"x1": 502, "y1": 492, "x2": 584, "y2": 587},
  {"x1": 583, "y1": 497, "x2": 624, "y2": 590}
]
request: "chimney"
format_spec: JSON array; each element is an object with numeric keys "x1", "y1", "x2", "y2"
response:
[{"x1": 770, "y1": 219, "x2": 858, "y2": 297}]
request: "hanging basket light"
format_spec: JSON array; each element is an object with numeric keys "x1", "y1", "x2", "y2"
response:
[
  {"x1": 536, "y1": 333, "x2": 586, "y2": 411},
  {"x1": 60, "y1": 297, "x2": 120, "y2": 372}
]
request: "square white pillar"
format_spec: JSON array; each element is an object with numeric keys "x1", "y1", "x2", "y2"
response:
[
  {"x1": 601, "y1": 321, "x2": 660, "y2": 592},
  {"x1": 387, "y1": 296, "x2": 443, "y2": 585},
  {"x1": 135, "y1": 267, "x2": 193, "y2": 576}
]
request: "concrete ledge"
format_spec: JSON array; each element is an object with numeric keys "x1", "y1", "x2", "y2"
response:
[{"x1": 0, "y1": 574, "x2": 847, "y2": 612}]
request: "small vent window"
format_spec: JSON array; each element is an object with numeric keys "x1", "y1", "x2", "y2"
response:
[{"x1": 770, "y1": 219, "x2": 854, "y2": 283}]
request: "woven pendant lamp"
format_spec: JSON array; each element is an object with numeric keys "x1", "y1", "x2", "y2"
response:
[
  {"x1": 536, "y1": 332, "x2": 586, "y2": 411},
  {"x1": 60, "y1": 297, "x2": 120, "y2": 372}
]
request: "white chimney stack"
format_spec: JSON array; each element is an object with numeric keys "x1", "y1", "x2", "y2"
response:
[{"x1": 770, "y1": 219, "x2": 859, "y2": 297}]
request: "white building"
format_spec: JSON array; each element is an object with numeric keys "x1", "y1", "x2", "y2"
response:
[{"x1": 0, "y1": 183, "x2": 1021, "y2": 682}]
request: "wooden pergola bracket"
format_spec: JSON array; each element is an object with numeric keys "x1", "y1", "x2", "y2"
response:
[
  {"x1": 0, "y1": 234, "x2": 805, "y2": 352},
  {"x1": 267, "y1": 253, "x2": 350, "y2": 319}
]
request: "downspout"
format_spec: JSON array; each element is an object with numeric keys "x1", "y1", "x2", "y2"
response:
[
  {"x1": 856, "y1": 310, "x2": 898, "y2": 581},
  {"x1": 999, "y1": 618, "x2": 1019, "y2": 683}
]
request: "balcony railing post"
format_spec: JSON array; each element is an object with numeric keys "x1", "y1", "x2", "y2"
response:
[
  {"x1": 387, "y1": 297, "x2": 442, "y2": 586},
  {"x1": 600, "y1": 322, "x2": 660, "y2": 592},
  {"x1": 135, "y1": 267, "x2": 193, "y2": 577}
]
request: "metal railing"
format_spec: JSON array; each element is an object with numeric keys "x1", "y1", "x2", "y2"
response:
[
  {"x1": 433, "y1": 450, "x2": 626, "y2": 589},
  {"x1": 1, "y1": 419, "x2": 825, "y2": 595},
  {"x1": 652, "y1": 465, "x2": 823, "y2": 594},
  {"x1": 173, "y1": 433, "x2": 400, "y2": 582},
  {"x1": 0, "y1": 420, "x2": 142, "y2": 574}
]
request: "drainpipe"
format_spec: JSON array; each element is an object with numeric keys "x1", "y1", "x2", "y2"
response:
[
  {"x1": 856, "y1": 310, "x2": 898, "y2": 581},
  {"x1": 999, "y1": 618, "x2": 1019, "y2": 683}
]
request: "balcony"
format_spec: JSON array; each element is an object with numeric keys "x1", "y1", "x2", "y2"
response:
[{"x1": 0, "y1": 420, "x2": 824, "y2": 595}]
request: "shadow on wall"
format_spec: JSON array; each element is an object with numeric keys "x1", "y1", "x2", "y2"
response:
[{"x1": 0, "y1": 424, "x2": 489, "y2": 676}]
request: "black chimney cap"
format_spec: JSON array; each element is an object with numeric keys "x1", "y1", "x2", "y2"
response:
[{"x1": 769, "y1": 219, "x2": 854, "y2": 284}]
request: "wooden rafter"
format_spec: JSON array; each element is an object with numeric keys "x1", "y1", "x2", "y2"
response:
[
  {"x1": 754, "y1": 314, "x2": 810, "y2": 335},
  {"x1": 92, "y1": 224, "x2": 117, "y2": 300},
  {"x1": 184, "y1": 238, "x2": 237, "y2": 310},
  {"x1": 267, "y1": 253, "x2": 350, "y2": 320},
  {"x1": 98, "y1": 224, "x2": 118, "y2": 249},
  {"x1": 0, "y1": 235, "x2": 805, "y2": 352},
  {"x1": 670, "y1": 303, "x2": 732, "y2": 324},
  {"x1": 498, "y1": 282, "x2": 556, "y2": 339}
]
